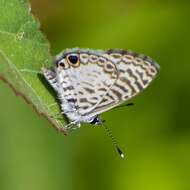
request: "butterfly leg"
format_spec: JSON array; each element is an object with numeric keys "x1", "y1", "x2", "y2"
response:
[
  {"x1": 61, "y1": 121, "x2": 81, "y2": 132},
  {"x1": 49, "y1": 112, "x2": 64, "y2": 120}
]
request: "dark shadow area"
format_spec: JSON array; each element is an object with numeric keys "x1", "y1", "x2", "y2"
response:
[
  {"x1": 37, "y1": 73, "x2": 70, "y2": 124},
  {"x1": 38, "y1": 73, "x2": 58, "y2": 101}
]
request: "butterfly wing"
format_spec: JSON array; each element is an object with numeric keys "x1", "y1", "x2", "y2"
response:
[
  {"x1": 56, "y1": 50, "x2": 119, "y2": 117},
  {"x1": 86, "y1": 50, "x2": 160, "y2": 117},
  {"x1": 54, "y1": 49, "x2": 159, "y2": 121}
]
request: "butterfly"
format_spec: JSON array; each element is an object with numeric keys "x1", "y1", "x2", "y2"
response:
[{"x1": 42, "y1": 48, "x2": 159, "y2": 129}]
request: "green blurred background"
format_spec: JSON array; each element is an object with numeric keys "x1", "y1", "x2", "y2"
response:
[{"x1": 0, "y1": 0, "x2": 190, "y2": 190}]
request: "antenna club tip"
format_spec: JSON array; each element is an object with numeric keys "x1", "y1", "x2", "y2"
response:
[
  {"x1": 120, "y1": 153, "x2": 125, "y2": 159},
  {"x1": 116, "y1": 146, "x2": 125, "y2": 159}
]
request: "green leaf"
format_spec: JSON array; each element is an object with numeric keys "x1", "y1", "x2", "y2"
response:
[{"x1": 0, "y1": 0, "x2": 66, "y2": 133}]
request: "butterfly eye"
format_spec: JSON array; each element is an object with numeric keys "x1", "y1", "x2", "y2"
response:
[{"x1": 67, "y1": 54, "x2": 80, "y2": 67}]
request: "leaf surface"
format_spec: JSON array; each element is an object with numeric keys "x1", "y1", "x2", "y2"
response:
[{"x1": 0, "y1": 0, "x2": 66, "y2": 132}]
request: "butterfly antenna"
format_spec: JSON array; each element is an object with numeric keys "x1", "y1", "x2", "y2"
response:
[{"x1": 103, "y1": 123, "x2": 125, "y2": 159}]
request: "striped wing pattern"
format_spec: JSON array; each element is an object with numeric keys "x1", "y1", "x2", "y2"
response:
[
  {"x1": 56, "y1": 54, "x2": 118, "y2": 116},
  {"x1": 44, "y1": 48, "x2": 159, "y2": 123},
  {"x1": 88, "y1": 50, "x2": 160, "y2": 116}
]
